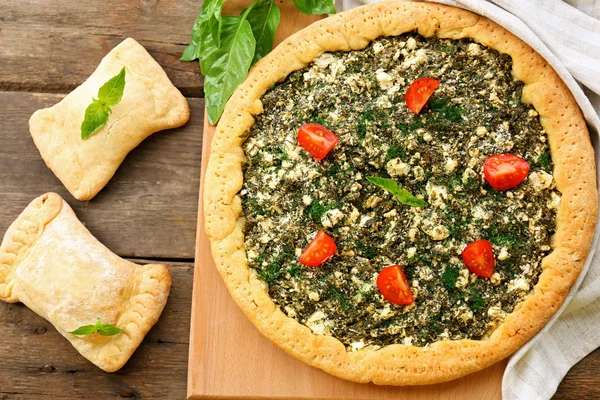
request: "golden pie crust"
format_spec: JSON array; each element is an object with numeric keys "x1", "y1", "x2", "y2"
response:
[{"x1": 204, "y1": 1, "x2": 597, "y2": 384}]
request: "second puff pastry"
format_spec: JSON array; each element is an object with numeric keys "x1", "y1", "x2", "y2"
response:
[{"x1": 0, "y1": 193, "x2": 171, "y2": 372}]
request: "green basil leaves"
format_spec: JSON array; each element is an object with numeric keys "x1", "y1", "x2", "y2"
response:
[
  {"x1": 203, "y1": 14, "x2": 256, "y2": 125},
  {"x1": 292, "y1": 0, "x2": 336, "y2": 15},
  {"x1": 80, "y1": 68, "x2": 126, "y2": 140},
  {"x1": 367, "y1": 176, "x2": 428, "y2": 207},
  {"x1": 69, "y1": 318, "x2": 124, "y2": 337},
  {"x1": 246, "y1": 0, "x2": 281, "y2": 66},
  {"x1": 181, "y1": 0, "x2": 335, "y2": 124}
]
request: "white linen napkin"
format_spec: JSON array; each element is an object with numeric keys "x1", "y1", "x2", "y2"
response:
[{"x1": 335, "y1": 0, "x2": 600, "y2": 398}]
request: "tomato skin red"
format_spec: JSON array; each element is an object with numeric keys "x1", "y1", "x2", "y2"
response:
[
  {"x1": 405, "y1": 77, "x2": 440, "y2": 114},
  {"x1": 461, "y1": 240, "x2": 496, "y2": 278},
  {"x1": 299, "y1": 230, "x2": 337, "y2": 267},
  {"x1": 377, "y1": 265, "x2": 414, "y2": 305},
  {"x1": 483, "y1": 154, "x2": 530, "y2": 190},
  {"x1": 297, "y1": 123, "x2": 339, "y2": 161}
]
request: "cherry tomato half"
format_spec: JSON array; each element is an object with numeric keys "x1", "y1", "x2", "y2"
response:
[
  {"x1": 299, "y1": 230, "x2": 337, "y2": 267},
  {"x1": 462, "y1": 239, "x2": 496, "y2": 278},
  {"x1": 297, "y1": 123, "x2": 339, "y2": 161},
  {"x1": 377, "y1": 265, "x2": 414, "y2": 305},
  {"x1": 483, "y1": 154, "x2": 530, "y2": 191},
  {"x1": 405, "y1": 77, "x2": 440, "y2": 114}
]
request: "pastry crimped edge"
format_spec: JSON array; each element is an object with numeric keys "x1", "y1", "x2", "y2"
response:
[
  {"x1": 204, "y1": 1, "x2": 598, "y2": 385},
  {"x1": 0, "y1": 193, "x2": 171, "y2": 372}
]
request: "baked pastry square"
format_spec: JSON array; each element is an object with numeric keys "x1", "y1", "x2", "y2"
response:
[
  {"x1": 0, "y1": 193, "x2": 171, "y2": 372},
  {"x1": 29, "y1": 38, "x2": 190, "y2": 201}
]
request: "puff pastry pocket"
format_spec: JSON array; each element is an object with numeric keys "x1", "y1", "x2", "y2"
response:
[
  {"x1": 0, "y1": 193, "x2": 171, "y2": 372},
  {"x1": 29, "y1": 38, "x2": 190, "y2": 201}
]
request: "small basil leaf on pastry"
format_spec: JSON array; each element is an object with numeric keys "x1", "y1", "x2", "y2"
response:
[
  {"x1": 69, "y1": 318, "x2": 124, "y2": 336},
  {"x1": 69, "y1": 323, "x2": 99, "y2": 336},
  {"x1": 81, "y1": 100, "x2": 111, "y2": 140},
  {"x1": 29, "y1": 38, "x2": 190, "y2": 200},
  {"x1": 97, "y1": 67, "x2": 126, "y2": 106},
  {"x1": 81, "y1": 68, "x2": 126, "y2": 140},
  {"x1": 97, "y1": 323, "x2": 124, "y2": 336},
  {"x1": 0, "y1": 193, "x2": 171, "y2": 372},
  {"x1": 367, "y1": 176, "x2": 428, "y2": 207}
]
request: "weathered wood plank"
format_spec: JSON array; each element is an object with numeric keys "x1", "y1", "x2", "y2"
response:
[
  {"x1": 0, "y1": 91, "x2": 203, "y2": 259},
  {"x1": 0, "y1": 260, "x2": 192, "y2": 400},
  {"x1": 554, "y1": 348, "x2": 600, "y2": 399},
  {"x1": 0, "y1": 0, "x2": 203, "y2": 97},
  {"x1": 0, "y1": 0, "x2": 322, "y2": 98}
]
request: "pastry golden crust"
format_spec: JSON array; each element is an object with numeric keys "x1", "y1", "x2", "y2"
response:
[
  {"x1": 0, "y1": 193, "x2": 171, "y2": 372},
  {"x1": 29, "y1": 38, "x2": 190, "y2": 201},
  {"x1": 204, "y1": 1, "x2": 597, "y2": 384}
]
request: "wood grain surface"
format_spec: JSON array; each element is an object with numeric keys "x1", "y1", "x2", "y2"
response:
[
  {"x1": 0, "y1": 260, "x2": 192, "y2": 400},
  {"x1": 0, "y1": 92, "x2": 202, "y2": 259},
  {"x1": 1, "y1": 0, "x2": 203, "y2": 97},
  {"x1": 0, "y1": 0, "x2": 599, "y2": 398}
]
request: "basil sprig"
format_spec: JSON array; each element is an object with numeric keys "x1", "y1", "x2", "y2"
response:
[
  {"x1": 69, "y1": 318, "x2": 124, "y2": 337},
  {"x1": 367, "y1": 176, "x2": 428, "y2": 207},
  {"x1": 80, "y1": 68, "x2": 126, "y2": 140},
  {"x1": 181, "y1": 0, "x2": 335, "y2": 124}
]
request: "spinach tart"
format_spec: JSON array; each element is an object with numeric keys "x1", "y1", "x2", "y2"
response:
[{"x1": 204, "y1": 0, "x2": 597, "y2": 385}]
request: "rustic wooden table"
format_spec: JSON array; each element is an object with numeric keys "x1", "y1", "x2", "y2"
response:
[{"x1": 0, "y1": 1, "x2": 598, "y2": 399}]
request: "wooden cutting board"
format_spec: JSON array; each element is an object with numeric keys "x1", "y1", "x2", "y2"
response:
[{"x1": 188, "y1": 1, "x2": 507, "y2": 398}]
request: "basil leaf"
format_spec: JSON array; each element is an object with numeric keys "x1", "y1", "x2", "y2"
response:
[
  {"x1": 81, "y1": 101, "x2": 110, "y2": 140},
  {"x1": 204, "y1": 0, "x2": 226, "y2": 47},
  {"x1": 245, "y1": 0, "x2": 281, "y2": 66},
  {"x1": 292, "y1": 0, "x2": 336, "y2": 15},
  {"x1": 98, "y1": 68, "x2": 126, "y2": 106},
  {"x1": 367, "y1": 176, "x2": 403, "y2": 194},
  {"x1": 69, "y1": 324, "x2": 98, "y2": 336},
  {"x1": 395, "y1": 189, "x2": 429, "y2": 207},
  {"x1": 181, "y1": 16, "x2": 203, "y2": 61},
  {"x1": 209, "y1": 16, "x2": 223, "y2": 49},
  {"x1": 97, "y1": 324, "x2": 125, "y2": 336},
  {"x1": 367, "y1": 176, "x2": 428, "y2": 207},
  {"x1": 181, "y1": 0, "x2": 336, "y2": 124},
  {"x1": 69, "y1": 318, "x2": 123, "y2": 336},
  {"x1": 204, "y1": 15, "x2": 256, "y2": 124},
  {"x1": 81, "y1": 68, "x2": 127, "y2": 140},
  {"x1": 181, "y1": 0, "x2": 226, "y2": 61}
]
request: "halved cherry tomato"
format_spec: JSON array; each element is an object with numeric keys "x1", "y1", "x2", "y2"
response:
[
  {"x1": 462, "y1": 239, "x2": 496, "y2": 278},
  {"x1": 297, "y1": 123, "x2": 339, "y2": 161},
  {"x1": 405, "y1": 77, "x2": 440, "y2": 114},
  {"x1": 483, "y1": 154, "x2": 530, "y2": 190},
  {"x1": 377, "y1": 265, "x2": 414, "y2": 305},
  {"x1": 299, "y1": 230, "x2": 337, "y2": 267}
]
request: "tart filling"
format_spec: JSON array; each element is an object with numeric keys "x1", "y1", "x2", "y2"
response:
[{"x1": 241, "y1": 33, "x2": 558, "y2": 348}]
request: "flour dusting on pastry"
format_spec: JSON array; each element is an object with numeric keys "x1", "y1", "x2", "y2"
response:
[{"x1": 0, "y1": 193, "x2": 171, "y2": 372}]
